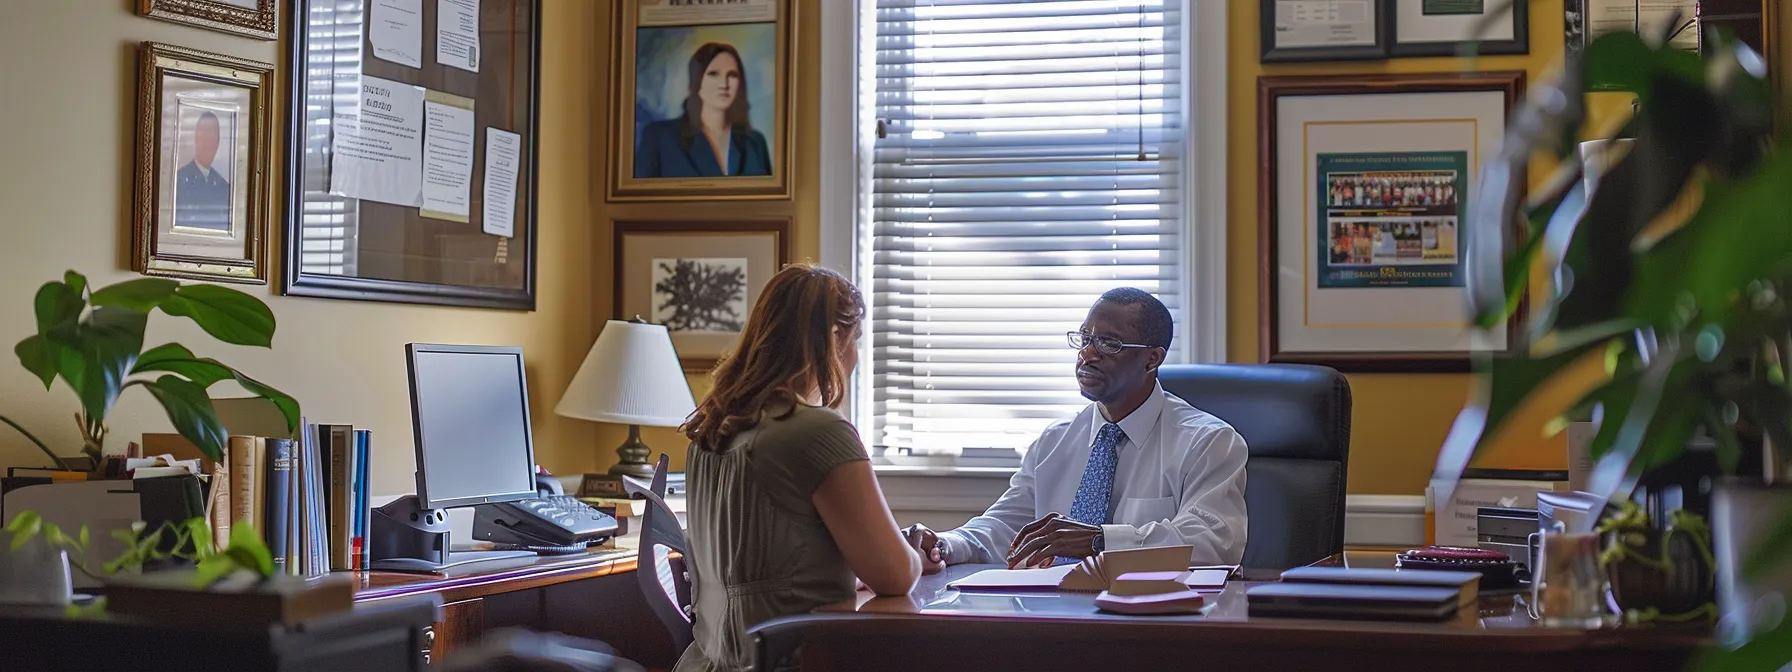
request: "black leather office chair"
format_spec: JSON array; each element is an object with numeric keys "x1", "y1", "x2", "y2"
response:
[
  {"x1": 622, "y1": 454, "x2": 693, "y2": 656},
  {"x1": 1156, "y1": 363, "x2": 1351, "y2": 570}
]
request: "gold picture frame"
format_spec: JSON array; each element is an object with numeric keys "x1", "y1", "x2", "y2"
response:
[
  {"x1": 133, "y1": 42, "x2": 273, "y2": 284},
  {"x1": 614, "y1": 219, "x2": 792, "y2": 372},
  {"x1": 138, "y1": 0, "x2": 279, "y2": 41},
  {"x1": 607, "y1": 0, "x2": 797, "y2": 202}
]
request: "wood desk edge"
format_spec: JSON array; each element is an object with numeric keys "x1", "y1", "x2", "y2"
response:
[{"x1": 352, "y1": 548, "x2": 640, "y2": 604}]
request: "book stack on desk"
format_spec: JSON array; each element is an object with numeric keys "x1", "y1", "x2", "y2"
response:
[{"x1": 1246, "y1": 566, "x2": 1480, "y2": 621}]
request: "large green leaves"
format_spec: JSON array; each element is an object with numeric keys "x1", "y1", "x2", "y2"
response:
[
  {"x1": 140, "y1": 375, "x2": 227, "y2": 462},
  {"x1": 14, "y1": 336, "x2": 56, "y2": 389},
  {"x1": 133, "y1": 343, "x2": 302, "y2": 435},
  {"x1": 88, "y1": 278, "x2": 178, "y2": 313},
  {"x1": 159, "y1": 285, "x2": 276, "y2": 348},
  {"x1": 71, "y1": 307, "x2": 149, "y2": 423}
]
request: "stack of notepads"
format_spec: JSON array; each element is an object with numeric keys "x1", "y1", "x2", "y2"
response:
[
  {"x1": 946, "y1": 546, "x2": 1235, "y2": 615},
  {"x1": 1246, "y1": 567, "x2": 1482, "y2": 622}
]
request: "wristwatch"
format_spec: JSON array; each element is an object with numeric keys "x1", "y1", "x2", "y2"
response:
[
  {"x1": 933, "y1": 539, "x2": 950, "y2": 565},
  {"x1": 1093, "y1": 531, "x2": 1106, "y2": 554}
]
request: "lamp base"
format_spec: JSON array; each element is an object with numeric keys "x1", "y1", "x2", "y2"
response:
[{"x1": 606, "y1": 424, "x2": 658, "y2": 479}]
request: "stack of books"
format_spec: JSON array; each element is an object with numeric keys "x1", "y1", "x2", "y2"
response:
[
  {"x1": 144, "y1": 418, "x2": 374, "y2": 576},
  {"x1": 1246, "y1": 566, "x2": 1481, "y2": 622}
]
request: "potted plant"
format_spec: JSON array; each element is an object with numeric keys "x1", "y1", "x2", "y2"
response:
[
  {"x1": 1429, "y1": 14, "x2": 1790, "y2": 672},
  {"x1": 2, "y1": 509, "x2": 278, "y2": 616},
  {"x1": 0, "y1": 271, "x2": 300, "y2": 469}
]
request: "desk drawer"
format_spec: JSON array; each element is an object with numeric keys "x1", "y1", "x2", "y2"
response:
[{"x1": 430, "y1": 597, "x2": 487, "y2": 663}]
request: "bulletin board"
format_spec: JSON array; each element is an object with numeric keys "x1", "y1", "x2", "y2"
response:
[{"x1": 282, "y1": 0, "x2": 541, "y2": 310}]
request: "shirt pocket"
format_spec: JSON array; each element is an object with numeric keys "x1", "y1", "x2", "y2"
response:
[{"x1": 1114, "y1": 496, "x2": 1177, "y2": 524}]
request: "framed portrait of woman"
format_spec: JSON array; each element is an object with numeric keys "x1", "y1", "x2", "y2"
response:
[{"x1": 608, "y1": 0, "x2": 795, "y2": 202}]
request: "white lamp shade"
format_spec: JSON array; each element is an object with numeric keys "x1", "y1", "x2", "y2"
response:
[{"x1": 555, "y1": 320, "x2": 696, "y2": 427}]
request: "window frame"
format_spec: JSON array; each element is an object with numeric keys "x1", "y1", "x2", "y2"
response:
[{"x1": 819, "y1": 0, "x2": 1229, "y2": 459}]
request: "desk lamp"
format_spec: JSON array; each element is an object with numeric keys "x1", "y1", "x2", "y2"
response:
[{"x1": 556, "y1": 319, "x2": 696, "y2": 479}]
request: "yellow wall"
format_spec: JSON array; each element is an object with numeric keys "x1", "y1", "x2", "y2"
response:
[
  {"x1": 584, "y1": 0, "x2": 824, "y2": 474},
  {"x1": 0, "y1": 0, "x2": 600, "y2": 495}
]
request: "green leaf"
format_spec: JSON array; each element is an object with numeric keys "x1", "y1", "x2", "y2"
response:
[
  {"x1": 14, "y1": 336, "x2": 56, "y2": 389},
  {"x1": 72, "y1": 307, "x2": 149, "y2": 423},
  {"x1": 1582, "y1": 31, "x2": 1657, "y2": 94},
  {"x1": 62, "y1": 271, "x2": 87, "y2": 299},
  {"x1": 88, "y1": 278, "x2": 178, "y2": 313},
  {"x1": 1741, "y1": 504, "x2": 1792, "y2": 581},
  {"x1": 1694, "y1": 604, "x2": 1792, "y2": 672},
  {"x1": 231, "y1": 372, "x2": 301, "y2": 435},
  {"x1": 78, "y1": 525, "x2": 89, "y2": 550},
  {"x1": 109, "y1": 529, "x2": 137, "y2": 545},
  {"x1": 158, "y1": 285, "x2": 276, "y2": 348},
  {"x1": 132, "y1": 344, "x2": 302, "y2": 435},
  {"x1": 226, "y1": 523, "x2": 275, "y2": 577},
  {"x1": 34, "y1": 281, "x2": 84, "y2": 340},
  {"x1": 42, "y1": 523, "x2": 65, "y2": 548},
  {"x1": 8, "y1": 513, "x2": 41, "y2": 551},
  {"x1": 186, "y1": 517, "x2": 214, "y2": 558},
  {"x1": 193, "y1": 555, "x2": 236, "y2": 588},
  {"x1": 142, "y1": 376, "x2": 226, "y2": 463},
  {"x1": 131, "y1": 344, "x2": 233, "y2": 388}
]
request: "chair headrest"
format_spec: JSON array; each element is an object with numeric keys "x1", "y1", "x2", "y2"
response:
[{"x1": 1156, "y1": 363, "x2": 1350, "y2": 461}]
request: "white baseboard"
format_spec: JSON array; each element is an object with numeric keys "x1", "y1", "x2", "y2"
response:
[{"x1": 874, "y1": 469, "x2": 1428, "y2": 549}]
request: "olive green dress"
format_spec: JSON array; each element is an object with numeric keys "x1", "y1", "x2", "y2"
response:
[{"x1": 673, "y1": 404, "x2": 869, "y2": 672}]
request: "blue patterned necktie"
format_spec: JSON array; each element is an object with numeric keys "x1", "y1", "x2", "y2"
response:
[{"x1": 1058, "y1": 423, "x2": 1124, "y2": 564}]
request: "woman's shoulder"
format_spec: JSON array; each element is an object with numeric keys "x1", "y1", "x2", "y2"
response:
[{"x1": 640, "y1": 118, "x2": 682, "y2": 142}]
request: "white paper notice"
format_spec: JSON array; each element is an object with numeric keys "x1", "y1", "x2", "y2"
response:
[
  {"x1": 482, "y1": 127, "x2": 521, "y2": 238},
  {"x1": 437, "y1": 0, "x2": 481, "y2": 73},
  {"x1": 329, "y1": 75, "x2": 424, "y2": 207},
  {"x1": 369, "y1": 0, "x2": 423, "y2": 68},
  {"x1": 421, "y1": 92, "x2": 476, "y2": 221}
]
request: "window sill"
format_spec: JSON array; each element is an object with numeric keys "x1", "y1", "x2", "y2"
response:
[{"x1": 871, "y1": 463, "x2": 1018, "y2": 479}]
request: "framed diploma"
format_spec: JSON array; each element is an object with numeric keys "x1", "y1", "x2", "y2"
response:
[
  {"x1": 1257, "y1": 71, "x2": 1526, "y2": 372},
  {"x1": 1390, "y1": 0, "x2": 1530, "y2": 57},
  {"x1": 1261, "y1": 0, "x2": 1390, "y2": 63},
  {"x1": 1565, "y1": 0, "x2": 1700, "y2": 55}
]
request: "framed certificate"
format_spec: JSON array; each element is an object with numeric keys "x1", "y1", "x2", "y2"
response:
[
  {"x1": 1257, "y1": 71, "x2": 1526, "y2": 372},
  {"x1": 1390, "y1": 0, "x2": 1530, "y2": 57},
  {"x1": 1261, "y1": 0, "x2": 1390, "y2": 63}
]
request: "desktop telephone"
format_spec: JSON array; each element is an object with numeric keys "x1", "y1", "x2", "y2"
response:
[{"x1": 471, "y1": 472, "x2": 618, "y2": 553}]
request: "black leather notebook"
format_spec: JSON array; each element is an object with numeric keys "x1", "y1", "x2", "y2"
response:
[{"x1": 1245, "y1": 582, "x2": 1461, "y2": 622}]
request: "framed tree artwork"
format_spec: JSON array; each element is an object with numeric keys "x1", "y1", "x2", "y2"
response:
[
  {"x1": 613, "y1": 219, "x2": 791, "y2": 372},
  {"x1": 1258, "y1": 71, "x2": 1525, "y2": 372}
]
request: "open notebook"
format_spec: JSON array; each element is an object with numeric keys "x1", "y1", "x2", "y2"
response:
[{"x1": 947, "y1": 546, "x2": 1233, "y2": 593}]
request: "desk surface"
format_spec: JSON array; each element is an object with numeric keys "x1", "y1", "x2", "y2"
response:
[
  {"x1": 352, "y1": 540, "x2": 638, "y2": 605},
  {"x1": 768, "y1": 552, "x2": 1706, "y2": 671}
]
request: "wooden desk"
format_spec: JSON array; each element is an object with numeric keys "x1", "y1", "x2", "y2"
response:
[
  {"x1": 350, "y1": 541, "x2": 670, "y2": 667},
  {"x1": 756, "y1": 553, "x2": 1707, "y2": 672}
]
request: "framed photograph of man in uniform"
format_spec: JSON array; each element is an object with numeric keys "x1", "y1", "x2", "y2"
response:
[
  {"x1": 608, "y1": 0, "x2": 795, "y2": 201},
  {"x1": 133, "y1": 42, "x2": 273, "y2": 284}
]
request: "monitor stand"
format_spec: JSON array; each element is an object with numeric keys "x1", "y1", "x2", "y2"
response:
[{"x1": 368, "y1": 495, "x2": 535, "y2": 573}]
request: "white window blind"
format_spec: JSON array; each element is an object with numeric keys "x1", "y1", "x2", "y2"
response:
[
  {"x1": 295, "y1": 0, "x2": 365, "y2": 277},
  {"x1": 861, "y1": 0, "x2": 1186, "y2": 457}
]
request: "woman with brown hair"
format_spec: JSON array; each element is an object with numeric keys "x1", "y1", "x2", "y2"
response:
[{"x1": 673, "y1": 264, "x2": 934, "y2": 672}]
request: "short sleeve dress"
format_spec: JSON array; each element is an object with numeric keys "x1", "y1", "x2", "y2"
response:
[{"x1": 672, "y1": 404, "x2": 869, "y2": 672}]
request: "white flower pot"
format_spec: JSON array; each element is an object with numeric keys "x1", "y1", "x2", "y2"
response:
[{"x1": 0, "y1": 531, "x2": 74, "y2": 607}]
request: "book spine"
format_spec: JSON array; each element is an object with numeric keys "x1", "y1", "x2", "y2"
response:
[
  {"x1": 353, "y1": 429, "x2": 371, "y2": 571},
  {"x1": 228, "y1": 435, "x2": 256, "y2": 533},
  {"x1": 308, "y1": 425, "x2": 328, "y2": 577},
  {"x1": 249, "y1": 437, "x2": 266, "y2": 540},
  {"x1": 326, "y1": 425, "x2": 353, "y2": 571},
  {"x1": 208, "y1": 455, "x2": 231, "y2": 551},
  {"x1": 263, "y1": 438, "x2": 293, "y2": 574}
]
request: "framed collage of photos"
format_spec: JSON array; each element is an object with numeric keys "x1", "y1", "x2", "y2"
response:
[
  {"x1": 1261, "y1": 0, "x2": 1529, "y2": 62},
  {"x1": 1257, "y1": 71, "x2": 1526, "y2": 372}
]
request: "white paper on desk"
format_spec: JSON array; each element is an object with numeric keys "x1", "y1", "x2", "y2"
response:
[
  {"x1": 437, "y1": 0, "x2": 481, "y2": 73},
  {"x1": 370, "y1": 0, "x2": 423, "y2": 68},
  {"x1": 482, "y1": 127, "x2": 521, "y2": 237},
  {"x1": 329, "y1": 75, "x2": 425, "y2": 207},
  {"x1": 421, "y1": 90, "x2": 476, "y2": 221},
  {"x1": 946, "y1": 564, "x2": 1076, "y2": 592}
]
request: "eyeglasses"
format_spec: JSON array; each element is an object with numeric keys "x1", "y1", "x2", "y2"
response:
[{"x1": 1066, "y1": 331, "x2": 1155, "y2": 356}]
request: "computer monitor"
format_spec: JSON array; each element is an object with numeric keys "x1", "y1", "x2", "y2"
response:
[{"x1": 405, "y1": 343, "x2": 539, "y2": 510}]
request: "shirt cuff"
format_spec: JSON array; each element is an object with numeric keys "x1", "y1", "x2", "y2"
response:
[
  {"x1": 936, "y1": 529, "x2": 978, "y2": 566},
  {"x1": 1102, "y1": 524, "x2": 1142, "y2": 551}
]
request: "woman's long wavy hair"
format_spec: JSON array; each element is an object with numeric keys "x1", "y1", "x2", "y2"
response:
[{"x1": 682, "y1": 264, "x2": 864, "y2": 453}]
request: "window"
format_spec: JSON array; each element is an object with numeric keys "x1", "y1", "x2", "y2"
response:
[
  {"x1": 294, "y1": 0, "x2": 365, "y2": 277},
  {"x1": 856, "y1": 0, "x2": 1189, "y2": 458}
]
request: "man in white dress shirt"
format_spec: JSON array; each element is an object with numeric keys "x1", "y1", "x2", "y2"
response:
[{"x1": 904, "y1": 288, "x2": 1249, "y2": 570}]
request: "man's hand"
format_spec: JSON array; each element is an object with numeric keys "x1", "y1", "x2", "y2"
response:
[
  {"x1": 1006, "y1": 513, "x2": 1102, "y2": 569},
  {"x1": 904, "y1": 523, "x2": 946, "y2": 574}
]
